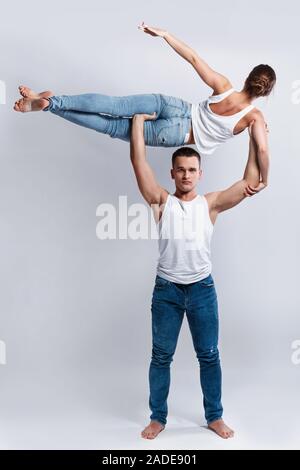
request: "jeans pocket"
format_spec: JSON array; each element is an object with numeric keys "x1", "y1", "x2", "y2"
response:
[
  {"x1": 199, "y1": 275, "x2": 215, "y2": 288},
  {"x1": 160, "y1": 95, "x2": 189, "y2": 117},
  {"x1": 156, "y1": 119, "x2": 182, "y2": 147},
  {"x1": 155, "y1": 276, "x2": 170, "y2": 289}
]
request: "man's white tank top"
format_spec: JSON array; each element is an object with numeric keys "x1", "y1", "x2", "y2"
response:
[
  {"x1": 156, "y1": 193, "x2": 213, "y2": 284},
  {"x1": 191, "y1": 88, "x2": 254, "y2": 157}
]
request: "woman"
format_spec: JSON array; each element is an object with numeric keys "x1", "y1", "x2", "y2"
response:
[{"x1": 14, "y1": 22, "x2": 275, "y2": 190}]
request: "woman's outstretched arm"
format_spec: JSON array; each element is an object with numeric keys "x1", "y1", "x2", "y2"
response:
[{"x1": 138, "y1": 22, "x2": 231, "y2": 93}]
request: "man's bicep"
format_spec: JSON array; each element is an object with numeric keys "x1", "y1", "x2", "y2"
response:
[{"x1": 214, "y1": 181, "x2": 248, "y2": 213}]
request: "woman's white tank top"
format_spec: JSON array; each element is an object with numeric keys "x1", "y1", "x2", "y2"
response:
[
  {"x1": 191, "y1": 88, "x2": 254, "y2": 157},
  {"x1": 156, "y1": 193, "x2": 213, "y2": 284}
]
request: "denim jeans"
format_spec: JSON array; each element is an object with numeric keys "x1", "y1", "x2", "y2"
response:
[
  {"x1": 43, "y1": 93, "x2": 192, "y2": 147},
  {"x1": 149, "y1": 273, "x2": 223, "y2": 426}
]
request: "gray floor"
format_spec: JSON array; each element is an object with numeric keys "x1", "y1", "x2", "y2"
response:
[{"x1": 0, "y1": 364, "x2": 299, "y2": 450}]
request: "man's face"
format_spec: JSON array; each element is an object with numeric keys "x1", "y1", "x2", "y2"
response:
[{"x1": 171, "y1": 156, "x2": 202, "y2": 192}]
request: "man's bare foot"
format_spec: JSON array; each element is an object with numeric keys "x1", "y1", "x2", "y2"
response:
[
  {"x1": 141, "y1": 420, "x2": 165, "y2": 439},
  {"x1": 18, "y1": 85, "x2": 53, "y2": 100},
  {"x1": 208, "y1": 419, "x2": 234, "y2": 439},
  {"x1": 14, "y1": 97, "x2": 49, "y2": 112}
]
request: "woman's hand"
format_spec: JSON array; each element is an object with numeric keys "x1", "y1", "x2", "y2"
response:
[
  {"x1": 244, "y1": 181, "x2": 267, "y2": 197},
  {"x1": 133, "y1": 112, "x2": 157, "y2": 121},
  {"x1": 138, "y1": 21, "x2": 168, "y2": 38}
]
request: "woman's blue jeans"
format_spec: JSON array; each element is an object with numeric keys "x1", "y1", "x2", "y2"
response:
[
  {"x1": 149, "y1": 274, "x2": 223, "y2": 427},
  {"x1": 43, "y1": 93, "x2": 192, "y2": 147}
]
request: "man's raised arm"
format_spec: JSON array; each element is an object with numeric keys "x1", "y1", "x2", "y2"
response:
[
  {"x1": 205, "y1": 125, "x2": 265, "y2": 220},
  {"x1": 130, "y1": 113, "x2": 168, "y2": 206}
]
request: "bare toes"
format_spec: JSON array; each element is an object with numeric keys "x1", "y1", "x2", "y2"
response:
[{"x1": 18, "y1": 86, "x2": 30, "y2": 98}]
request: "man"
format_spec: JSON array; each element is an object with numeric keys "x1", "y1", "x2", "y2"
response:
[{"x1": 129, "y1": 111, "x2": 265, "y2": 440}]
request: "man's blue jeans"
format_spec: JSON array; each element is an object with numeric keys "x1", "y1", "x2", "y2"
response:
[
  {"x1": 149, "y1": 274, "x2": 223, "y2": 426},
  {"x1": 43, "y1": 93, "x2": 192, "y2": 147}
]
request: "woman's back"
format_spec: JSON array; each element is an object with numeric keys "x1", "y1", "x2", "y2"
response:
[{"x1": 191, "y1": 88, "x2": 257, "y2": 156}]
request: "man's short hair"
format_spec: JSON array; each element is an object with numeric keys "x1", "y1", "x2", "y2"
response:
[{"x1": 171, "y1": 147, "x2": 201, "y2": 168}]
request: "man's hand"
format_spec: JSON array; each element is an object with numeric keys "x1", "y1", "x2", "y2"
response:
[
  {"x1": 133, "y1": 111, "x2": 157, "y2": 122},
  {"x1": 138, "y1": 21, "x2": 168, "y2": 38}
]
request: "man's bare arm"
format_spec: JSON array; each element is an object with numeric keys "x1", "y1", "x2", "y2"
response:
[
  {"x1": 130, "y1": 113, "x2": 168, "y2": 206},
  {"x1": 205, "y1": 129, "x2": 262, "y2": 220}
]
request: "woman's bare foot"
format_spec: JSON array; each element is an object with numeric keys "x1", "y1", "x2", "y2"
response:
[
  {"x1": 208, "y1": 419, "x2": 234, "y2": 439},
  {"x1": 141, "y1": 420, "x2": 165, "y2": 439},
  {"x1": 18, "y1": 85, "x2": 53, "y2": 100},
  {"x1": 14, "y1": 97, "x2": 49, "y2": 112}
]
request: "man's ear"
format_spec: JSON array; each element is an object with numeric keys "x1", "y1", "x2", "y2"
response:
[
  {"x1": 198, "y1": 169, "x2": 203, "y2": 180},
  {"x1": 170, "y1": 168, "x2": 175, "y2": 179}
]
